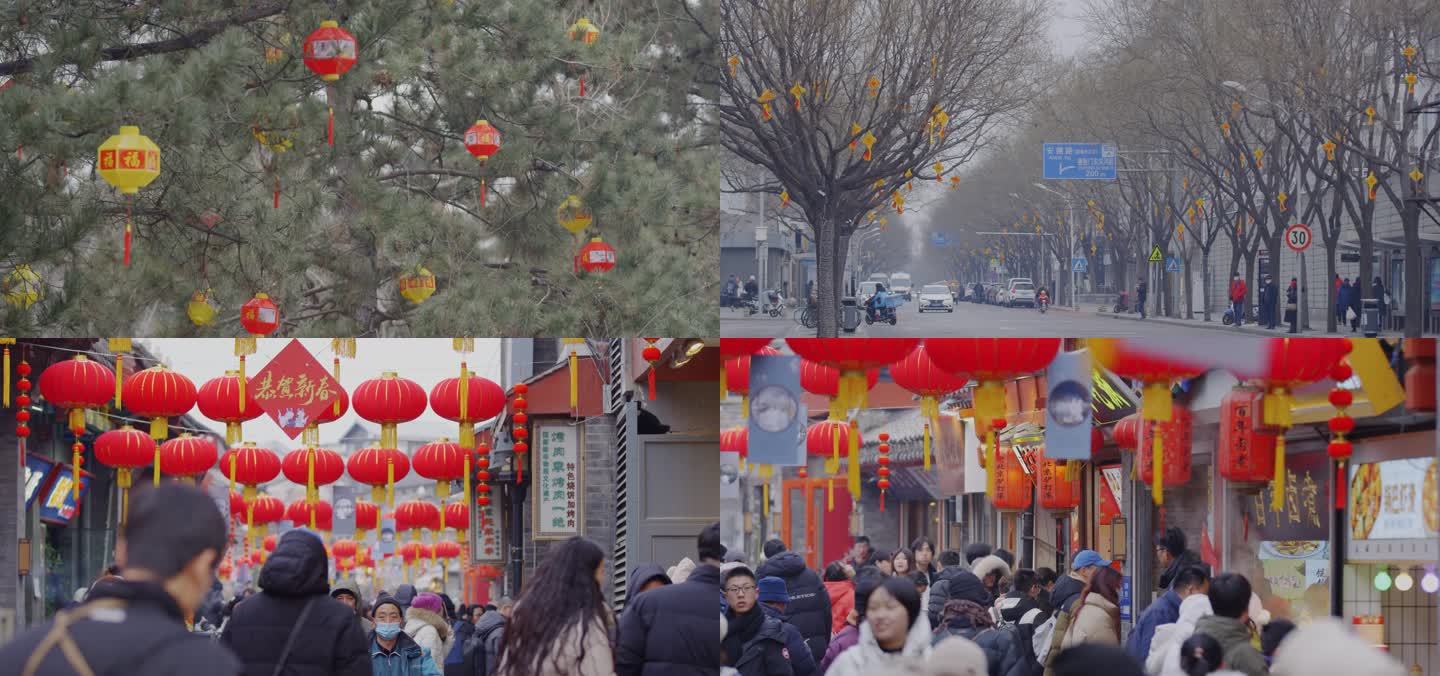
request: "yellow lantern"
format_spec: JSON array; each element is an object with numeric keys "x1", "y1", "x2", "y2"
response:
[
  {"x1": 1322, "y1": 139, "x2": 1336, "y2": 161},
  {"x1": 566, "y1": 17, "x2": 600, "y2": 44},
  {"x1": 97, "y1": 126, "x2": 161, "y2": 266},
  {"x1": 1365, "y1": 173, "x2": 1379, "y2": 200},
  {"x1": 187, "y1": 290, "x2": 217, "y2": 326},
  {"x1": 2, "y1": 265, "x2": 41, "y2": 309},
  {"x1": 727, "y1": 55, "x2": 739, "y2": 77},
  {"x1": 860, "y1": 131, "x2": 876, "y2": 160},
  {"x1": 556, "y1": 195, "x2": 593, "y2": 234},
  {"x1": 1412, "y1": 168, "x2": 1425, "y2": 185},
  {"x1": 757, "y1": 89, "x2": 776, "y2": 121},
  {"x1": 399, "y1": 266, "x2": 437, "y2": 304},
  {"x1": 789, "y1": 83, "x2": 806, "y2": 110},
  {"x1": 1277, "y1": 192, "x2": 1288, "y2": 212},
  {"x1": 1365, "y1": 106, "x2": 1376, "y2": 124},
  {"x1": 1404, "y1": 73, "x2": 1418, "y2": 95}
]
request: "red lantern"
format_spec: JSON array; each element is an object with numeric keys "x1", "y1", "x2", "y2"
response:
[
  {"x1": 576, "y1": 237, "x2": 617, "y2": 273},
  {"x1": 240, "y1": 293, "x2": 281, "y2": 336},
  {"x1": 39, "y1": 355, "x2": 115, "y2": 496},
  {"x1": 889, "y1": 344, "x2": 970, "y2": 470},
  {"x1": 1038, "y1": 450, "x2": 1081, "y2": 511},
  {"x1": 642, "y1": 338, "x2": 664, "y2": 401},
  {"x1": 248, "y1": 494, "x2": 285, "y2": 543},
  {"x1": 281, "y1": 446, "x2": 345, "y2": 507},
  {"x1": 512, "y1": 383, "x2": 530, "y2": 483},
  {"x1": 332, "y1": 539, "x2": 357, "y2": 559},
  {"x1": 877, "y1": 433, "x2": 892, "y2": 511},
  {"x1": 249, "y1": 550, "x2": 264, "y2": 567},
  {"x1": 413, "y1": 439, "x2": 467, "y2": 501},
  {"x1": 1113, "y1": 414, "x2": 1142, "y2": 451},
  {"x1": 1138, "y1": 405, "x2": 1193, "y2": 489},
  {"x1": 718, "y1": 339, "x2": 776, "y2": 398},
  {"x1": 159, "y1": 434, "x2": 218, "y2": 480},
  {"x1": 353, "y1": 371, "x2": 426, "y2": 449},
  {"x1": 218, "y1": 559, "x2": 233, "y2": 580},
  {"x1": 1090, "y1": 339, "x2": 1207, "y2": 505},
  {"x1": 1218, "y1": 387, "x2": 1277, "y2": 483},
  {"x1": 285, "y1": 498, "x2": 333, "y2": 531},
  {"x1": 464, "y1": 120, "x2": 501, "y2": 206},
  {"x1": 303, "y1": 20, "x2": 359, "y2": 145},
  {"x1": 805, "y1": 420, "x2": 858, "y2": 457},
  {"x1": 396, "y1": 500, "x2": 440, "y2": 540},
  {"x1": 721, "y1": 426, "x2": 749, "y2": 460},
  {"x1": 14, "y1": 360, "x2": 32, "y2": 439},
  {"x1": 445, "y1": 502, "x2": 470, "y2": 535},
  {"x1": 355, "y1": 500, "x2": 379, "y2": 540},
  {"x1": 347, "y1": 446, "x2": 411, "y2": 506},
  {"x1": 400, "y1": 542, "x2": 421, "y2": 565},
  {"x1": 799, "y1": 360, "x2": 880, "y2": 420},
  {"x1": 122, "y1": 365, "x2": 197, "y2": 442},
  {"x1": 1237, "y1": 337, "x2": 1351, "y2": 510},
  {"x1": 434, "y1": 540, "x2": 462, "y2": 560},
  {"x1": 94, "y1": 426, "x2": 155, "y2": 524},
  {"x1": 923, "y1": 339, "x2": 1062, "y2": 499},
  {"x1": 991, "y1": 442, "x2": 1032, "y2": 512},
  {"x1": 1328, "y1": 357, "x2": 1356, "y2": 508},
  {"x1": 788, "y1": 339, "x2": 919, "y2": 410},
  {"x1": 197, "y1": 371, "x2": 262, "y2": 445},
  {"x1": 430, "y1": 374, "x2": 505, "y2": 450},
  {"x1": 263, "y1": 534, "x2": 278, "y2": 552},
  {"x1": 724, "y1": 346, "x2": 781, "y2": 417}
]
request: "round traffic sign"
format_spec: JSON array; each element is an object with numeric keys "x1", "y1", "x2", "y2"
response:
[{"x1": 1284, "y1": 223, "x2": 1312, "y2": 253}]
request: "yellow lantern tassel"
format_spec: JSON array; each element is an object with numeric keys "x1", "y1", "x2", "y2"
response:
[
  {"x1": 741, "y1": 395, "x2": 749, "y2": 419},
  {"x1": 371, "y1": 485, "x2": 384, "y2": 504},
  {"x1": 150, "y1": 416, "x2": 167, "y2": 441},
  {"x1": 848, "y1": 422, "x2": 861, "y2": 498},
  {"x1": 569, "y1": 347, "x2": 579, "y2": 415},
  {"x1": 1, "y1": 343, "x2": 9, "y2": 407},
  {"x1": 923, "y1": 422, "x2": 932, "y2": 471},
  {"x1": 113, "y1": 354, "x2": 123, "y2": 407},
  {"x1": 227, "y1": 422, "x2": 242, "y2": 446},
  {"x1": 1152, "y1": 430, "x2": 1164, "y2": 505},
  {"x1": 69, "y1": 408, "x2": 84, "y2": 433},
  {"x1": 459, "y1": 361, "x2": 470, "y2": 424},
  {"x1": 1272, "y1": 434, "x2": 1286, "y2": 512},
  {"x1": 1141, "y1": 382, "x2": 1174, "y2": 423},
  {"x1": 833, "y1": 423, "x2": 841, "y2": 464},
  {"x1": 720, "y1": 367, "x2": 727, "y2": 402},
  {"x1": 71, "y1": 443, "x2": 81, "y2": 500},
  {"x1": 463, "y1": 454, "x2": 471, "y2": 514},
  {"x1": 827, "y1": 476, "x2": 834, "y2": 512},
  {"x1": 387, "y1": 457, "x2": 396, "y2": 507},
  {"x1": 1264, "y1": 388, "x2": 1293, "y2": 428},
  {"x1": 332, "y1": 359, "x2": 342, "y2": 416}
]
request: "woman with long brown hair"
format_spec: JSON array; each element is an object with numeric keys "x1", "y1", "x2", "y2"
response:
[
  {"x1": 496, "y1": 537, "x2": 614, "y2": 676},
  {"x1": 1059, "y1": 566, "x2": 1122, "y2": 649}
]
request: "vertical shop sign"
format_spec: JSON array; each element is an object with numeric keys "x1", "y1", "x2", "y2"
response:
[{"x1": 533, "y1": 423, "x2": 582, "y2": 539}]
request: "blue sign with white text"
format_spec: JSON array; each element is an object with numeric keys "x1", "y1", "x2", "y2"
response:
[
  {"x1": 1072, "y1": 257, "x2": 1088, "y2": 273},
  {"x1": 1043, "y1": 143, "x2": 1117, "y2": 180},
  {"x1": 1119, "y1": 575, "x2": 1132, "y2": 622},
  {"x1": 38, "y1": 466, "x2": 88, "y2": 525},
  {"x1": 1165, "y1": 257, "x2": 1181, "y2": 273}
]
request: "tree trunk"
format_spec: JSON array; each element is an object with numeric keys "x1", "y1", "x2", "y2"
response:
[
  {"x1": 1202, "y1": 249, "x2": 1212, "y2": 322},
  {"x1": 1358, "y1": 237, "x2": 1375, "y2": 301},
  {"x1": 1324, "y1": 248, "x2": 1338, "y2": 333},
  {"x1": 1402, "y1": 204, "x2": 1424, "y2": 337},
  {"x1": 815, "y1": 219, "x2": 838, "y2": 337},
  {"x1": 1183, "y1": 251, "x2": 1194, "y2": 319}
]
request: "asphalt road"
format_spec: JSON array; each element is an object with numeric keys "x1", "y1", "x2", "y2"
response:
[{"x1": 720, "y1": 298, "x2": 1316, "y2": 338}]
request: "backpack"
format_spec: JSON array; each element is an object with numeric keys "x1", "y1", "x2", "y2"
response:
[{"x1": 1032, "y1": 612, "x2": 1060, "y2": 666}]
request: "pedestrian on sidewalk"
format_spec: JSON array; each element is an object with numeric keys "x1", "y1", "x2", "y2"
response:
[
  {"x1": 723, "y1": 567, "x2": 794, "y2": 676},
  {"x1": 820, "y1": 570, "x2": 883, "y2": 673},
  {"x1": 1058, "y1": 566, "x2": 1122, "y2": 651},
  {"x1": 1285, "y1": 278, "x2": 1299, "y2": 334},
  {"x1": 823, "y1": 562, "x2": 855, "y2": 636},
  {"x1": 1337, "y1": 279, "x2": 1351, "y2": 328},
  {"x1": 1124, "y1": 565, "x2": 1209, "y2": 666},
  {"x1": 1137, "y1": 278, "x2": 1149, "y2": 319},
  {"x1": 1191, "y1": 574, "x2": 1267, "y2": 676},
  {"x1": 1228, "y1": 275, "x2": 1247, "y2": 327},
  {"x1": 1349, "y1": 280, "x2": 1363, "y2": 331},
  {"x1": 1372, "y1": 276, "x2": 1388, "y2": 329},
  {"x1": 756, "y1": 539, "x2": 831, "y2": 663},
  {"x1": 464, "y1": 597, "x2": 511, "y2": 676},
  {"x1": 3, "y1": 483, "x2": 242, "y2": 676},
  {"x1": 222, "y1": 528, "x2": 371, "y2": 676},
  {"x1": 495, "y1": 537, "x2": 614, "y2": 676},
  {"x1": 370, "y1": 596, "x2": 443, "y2": 676},
  {"x1": 405, "y1": 593, "x2": 454, "y2": 669},
  {"x1": 1256, "y1": 276, "x2": 1271, "y2": 329},
  {"x1": 617, "y1": 523, "x2": 723, "y2": 676},
  {"x1": 825, "y1": 577, "x2": 933, "y2": 676},
  {"x1": 331, "y1": 578, "x2": 375, "y2": 635}
]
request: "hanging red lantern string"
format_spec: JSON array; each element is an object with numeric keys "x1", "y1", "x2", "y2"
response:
[
  {"x1": 725, "y1": 345, "x2": 782, "y2": 417},
  {"x1": 720, "y1": 339, "x2": 776, "y2": 401},
  {"x1": 888, "y1": 343, "x2": 969, "y2": 471},
  {"x1": 0, "y1": 338, "x2": 11, "y2": 408},
  {"x1": 464, "y1": 120, "x2": 501, "y2": 207},
  {"x1": 474, "y1": 439, "x2": 493, "y2": 527},
  {"x1": 807, "y1": 420, "x2": 855, "y2": 511},
  {"x1": 1328, "y1": 356, "x2": 1356, "y2": 509},
  {"x1": 302, "y1": 20, "x2": 358, "y2": 146},
  {"x1": 219, "y1": 442, "x2": 280, "y2": 543},
  {"x1": 14, "y1": 358, "x2": 32, "y2": 445},
  {"x1": 642, "y1": 338, "x2": 664, "y2": 401},
  {"x1": 512, "y1": 383, "x2": 529, "y2": 483},
  {"x1": 198, "y1": 371, "x2": 262, "y2": 446},
  {"x1": 877, "y1": 433, "x2": 891, "y2": 511}
]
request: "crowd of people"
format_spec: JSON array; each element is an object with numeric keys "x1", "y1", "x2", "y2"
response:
[
  {"x1": 0, "y1": 482, "x2": 723, "y2": 676},
  {"x1": 720, "y1": 527, "x2": 1412, "y2": 676}
]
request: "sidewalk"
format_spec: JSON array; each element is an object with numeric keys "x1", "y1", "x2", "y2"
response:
[{"x1": 1084, "y1": 303, "x2": 1395, "y2": 338}]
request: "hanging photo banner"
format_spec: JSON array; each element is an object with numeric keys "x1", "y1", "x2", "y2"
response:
[
  {"x1": 936, "y1": 416, "x2": 968, "y2": 495},
  {"x1": 249, "y1": 339, "x2": 343, "y2": 439},
  {"x1": 962, "y1": 418, "x2": 985, "y2": 494},
  {"x1": 473, "y1": 496, "x2": 505, "y2": 563},
  {"x1": 379, "y1": 517, "x2": 397, "y2": 557},
  {"x1": 746, "y1": 355, "x2": 806, "y2": 466},
  {"x1": 1045, "y1": 349, "x2": 1093, "y2": 461},
  {"x1": 332, "y1": 484, "x2": 358, "y2": 537},
  {"x1": 533, "y1": 423, "x2": 582, "y2": 539}
]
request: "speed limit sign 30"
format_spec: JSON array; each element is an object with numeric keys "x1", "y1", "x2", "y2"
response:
[{"x1": 1284, "y1": 223, "x2": 1312, "y2": 253}]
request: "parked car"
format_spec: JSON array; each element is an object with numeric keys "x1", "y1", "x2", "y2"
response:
[
  {"x1": 917, "y1": 284, "x2": 955, "y2": 313},
  {"x1": 1006, "y1": 279, "x2": 1036, "y2": 307},
  {"x1": 986, "y1": 284, "x2": 1003, "y2": 304}
]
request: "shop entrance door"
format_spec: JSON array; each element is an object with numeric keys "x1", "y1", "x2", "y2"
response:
[{"x1": 781, "y1": 477, "x2": 853, "y2": 570}]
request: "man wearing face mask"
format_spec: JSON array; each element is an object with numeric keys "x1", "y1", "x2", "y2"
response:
[
  {"x1": 222, "y1": 529, "x2": 371, "y2": 675},
  {"x1": 370, "y1": 596, "x2": 441, "y2": 675},
  {"x1": 3, "y1": 482, "x2": 241, "y2": 676}
]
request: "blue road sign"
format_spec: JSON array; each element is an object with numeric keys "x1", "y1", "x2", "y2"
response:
[
  {"x1": 1042, "y1": 143, "x2": 1118, "y2": 180},
  {"x1": 1165, "y1": 256, "x2": 1181, "y2": 273},
  {"x1": 932, "y1": 232, "x2": 953, "y2": 247},
  {"x1": 1072, "y1": 256, "x2": 1088, "y2": 273}
]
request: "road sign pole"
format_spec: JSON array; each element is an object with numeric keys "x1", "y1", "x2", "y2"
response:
[{"x1": 1070, "y1": 199, "x2": 1078, "y2": 309}]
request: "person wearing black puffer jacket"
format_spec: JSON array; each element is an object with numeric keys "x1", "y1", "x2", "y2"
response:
[
  {"x1": 932, "y1": 599, "x2": 1028, "y2": 676},
  {"x1": 928, "y1": 563, "x2": 992, "y2": 629},
  {"x1": 754, "y1": 539, "x2": 831, "y2": 664},
  {"x1": 616, "y1": 522, "x2": 724, "y2": 676},
  {"x1": 222, "y1": 529, "x2": 370, "y2": 676}
]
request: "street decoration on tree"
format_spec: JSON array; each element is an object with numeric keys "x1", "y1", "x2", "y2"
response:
[
  {"x1": 398, "y1": 266, "x2": 437, "y2": 305},
  {"x1": 302, "y1": 20, "x2": 358, "y2": 146},
  {"x1": 464, "y1": 120, "x2": 501, "y2": 208},
  {"x1": 565, "y1": 17, "x2": 601, "y2": 97},
  {"x1": 96, "y1": 126, "x2": 160, "y2": 266}
]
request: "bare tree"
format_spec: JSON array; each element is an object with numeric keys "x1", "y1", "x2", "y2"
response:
[{"x1": 717, "y1": 0, "x2": 1047, "y2": 335}]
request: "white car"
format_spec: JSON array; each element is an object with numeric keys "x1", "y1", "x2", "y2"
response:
[
  {"x1": 918, "y1": 284, "x2": 955, "y2": 313},
  {"x1": 1007, "y1": 280, "x2": 1036, "y2": 307}
]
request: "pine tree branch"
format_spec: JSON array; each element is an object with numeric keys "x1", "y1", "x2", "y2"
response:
[{"x1": 0, "y1": 2, "x2": 290, "y2": 77}]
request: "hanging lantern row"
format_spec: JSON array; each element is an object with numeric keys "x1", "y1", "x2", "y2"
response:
[
  {"x1": 876, "y1": 432, "x2": 891, "y2": 511},
  {"x1": 512, "y1": 383, "x2": 530, "y2": 483}
]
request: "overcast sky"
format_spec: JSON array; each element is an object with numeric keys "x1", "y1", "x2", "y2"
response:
[
  {"x1": 1048, "y1": 0, "x2": 1091, "y2": 57},
  {"x1": 140, "y1": 338, "x2": 503, "y2": 450}
]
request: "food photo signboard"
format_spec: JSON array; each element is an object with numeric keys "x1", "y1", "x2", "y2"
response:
[{"x1": 1348, "y1": 457, "x2": 1438, "y2": 541}]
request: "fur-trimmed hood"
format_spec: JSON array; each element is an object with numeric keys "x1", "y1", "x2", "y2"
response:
[
  {"x1": 404, "y1": 606, "x2": 451, "y2": 641},
  {"x1": 969, "y1": 555, "x2": 1010, "y2": 581}
]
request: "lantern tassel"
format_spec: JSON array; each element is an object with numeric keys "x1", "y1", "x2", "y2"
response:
[
  {"x1": 274, "y1": 187, "x2": 280, "y2": 209},
  {"x1": 827, "y1": 476, "x2": 834, "y2": 511},
  {"x1": 649, "y1": 370, "x2": 657, "y2": 401},
  {"x1": 459, "y1": 362, "x2": 470, "y2": 426},
  {"x1": 923, "y1": 422, "x2": 932, "y2": 471},
  {"x1": 118, "y1": 469, "x2": 130, "y2": 526},
  {"x1": 1335, "y1": 459, "x2": 1346, "y2": 510},
  {"x1": 1272, "y1": 434, "x2": 1286, "y2": 512},
  {"x1": 387, "y1": 457, "x2": 396, "y2": 508},
  {"x1": 68, "y1": 408, "x2": 84, "y2": 435},
  {"x1": 1152, "y1": 430, "x2": 1164, "y2": 506},
  {"x1": 569, "y1": 348, "x2": 579, "y2": 415},
  {"x1": 150, "y1": 417, "x2": 166, "y2": 442},
  {"x1": 227, "y1": 422, "x2": 241, "y2": 446},
  {"x1": 463, "y1": 454, "x2": 471, "y2": 520},
  {"x1": 720, "y1": 368, "x2": 727, "y2": 402},
  {"x1": 71, "y1": 443, "x2": 81, "y2": 500},
  {"x1": 579, "y1": 76, "x2": 586, "y2": 97},
  {"x1": 847, "y1": 422, "x2": 861, "y2": 498},
  {"x1": 123, "y1": 202, "x2": 132, "y2": 267},
  {"x1": 114, "y1": 354, "x2": 123, "y2": 408},
  {"x1": 327, "y1": 106, "x2": 335, "y2": 146},
  {"x1": 2, "y1": 345, "x2": 9, "y2": 408},
  {"x1": 479, "y1": 178, "x2": 487, "y2": 208}
]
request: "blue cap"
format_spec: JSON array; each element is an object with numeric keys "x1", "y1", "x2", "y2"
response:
[
  {"x1": 757, "y1": 576, "x2": 788, "y2": 603},
  {"x1": 1072, "y1": 550, "x2": 1111, "y2": 570}
]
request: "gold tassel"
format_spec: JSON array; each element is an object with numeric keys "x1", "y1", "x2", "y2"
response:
[
  {"x1": 72, "y1": 443, "x2": 81, "y2": 500},
  {"x1": 833, "y1": 426, "x2": 840, "y2": 464},
  {"x1": 149, "y1": 417, "x2": 167, "y2": 441},
  {"x1": 153, "y1": 446, "x2": 162, "y2": 487},
  {"x1": 459, "y1": 362, "x2": 470, "y2": 424},
  {"x1": 68, "y1": 408, "x2": 84, "y2": 433},
  {"x1": 923, "y1": 422, "x2": 932, "y2": 471},
  {"x1": 1264, "y1": 388, "x2": 1292, "y2": 428},
  {"x1": 825, "y1": 457, "x2": 839, "y2": 511},
  {"x1": 387, "y1": 457, "x2": 396, "y2": 507},
  {"x1": 720, "y1": 368, "x2": 727, "y2": 402},
  {"x1": 761, "y1": 464, "x2": 771, "y2": 518},
  {"x1": 371, "y1": 485, "x2": 384, "y2": 503},
  {"x1": 848, "y1": 421, "x2": 861, "y2": 498},
  {"x1": 228, "y1": 452, "x2": 237, "y2": 498},
  {"x1": 1152, "y1": 429, "x2": 1164, "y2": 505},
  {"x1": 1142, "y1": 382, "x2": 1173, "y2": 422},
  {"x1": 1, "y1": 342, "x2": 10, "y2": 407},
  {"x1": 463, "y1": 455, "x2": 471, "y2": 516},
  {"x1": 1272, "y1": 434, "x2": 1286, "y2": 512},
  {"x1": 227, "y1": 422, "x2": 242, "y2": 446},
  {"x1": 238, "y1": 357, "x2": 248, "y2": 414},
  {"x1": 741, "y1": 395, "x2": 749, "y2": 419},
  {"x1": 108, "y1": 339, "x2": 130, "y2": 408},
  {"x1": 118, "y1": 469, "x2": 130, "y2": 526}
]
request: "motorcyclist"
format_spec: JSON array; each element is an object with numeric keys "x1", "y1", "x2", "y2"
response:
[
  {"x1": 722, "y1": 275, "x2": 739, "y2": 307},
  {"x1": 865, "y1": 283, "x2": 888, "y2": 321},
  {"x1": 1036, "y1": 287, "x2": 1049, "y2": 308}
]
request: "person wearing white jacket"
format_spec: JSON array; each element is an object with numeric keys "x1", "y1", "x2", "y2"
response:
[
  {"x1": 825, "y1": 578, "x2": 933, "y2": 676},
  {"x1": 1146, "y1": 594, "x2": 1213, "y2": 676}
]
